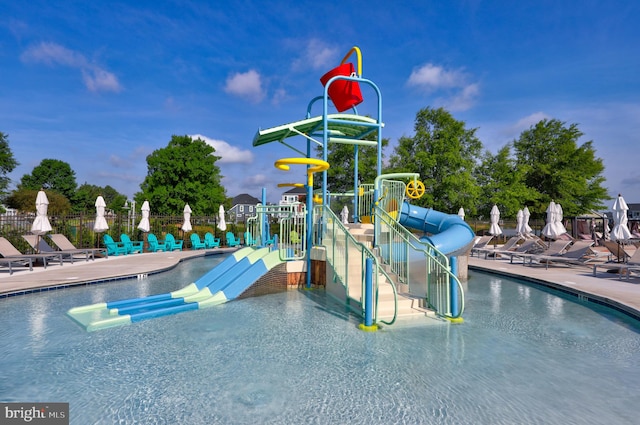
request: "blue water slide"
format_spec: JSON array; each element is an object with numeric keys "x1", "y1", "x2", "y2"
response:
[
  {"x1": 105, "y1": 247, "x2": 254, "y2": 311},
  {"x1": 214, "y1": 250, "x2": 281, "y2": 300},
  {"x1": 398, "y1": 202, "x2": 475, "y2": 256},
  {"x1": 128, "y1": 250, "x2": 282, "y2": 322},
  {"x1": 66, "y1": 247, "x2": 281, "y2": 331},
  {"x1": 122, "y1": 248, "x2": 271, "y2": 319}
]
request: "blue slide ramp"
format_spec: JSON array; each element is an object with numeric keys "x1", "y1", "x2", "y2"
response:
[
  {"x1": 67, "y1": 247, "x2": 284, "y2": 331},
  {"x1": 398, "y1": 202, "x2": 475, "y2": 256}
]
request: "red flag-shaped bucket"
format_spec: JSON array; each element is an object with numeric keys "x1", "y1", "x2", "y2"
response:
[{"x1": 320, "y1": 62, "x2": 363, "y2": 112}]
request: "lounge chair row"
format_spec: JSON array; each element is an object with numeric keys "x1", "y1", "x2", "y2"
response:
[
  {"x1": 593, "y1": 244, "x2": 640, "y2": 280},
  {"x1": 190, "y1": 232, "x2": 221, "y2": 250},
  {"x1": 472, "y1": 236, "x2": 604, "y2": 269},
  {"x1": 103, "y1": 233, "x2": 184, "y2": 255},
  {"x1": 0, "y1": 234, "x2": 105, "y2": 275}
]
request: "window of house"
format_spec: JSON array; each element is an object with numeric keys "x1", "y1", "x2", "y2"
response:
[
  {"x1": 249, "y1": 206, "x2": 253, "y2": 212},
  {"x1": 240, "y1": 205, "x2": 244, "y2": 212}
]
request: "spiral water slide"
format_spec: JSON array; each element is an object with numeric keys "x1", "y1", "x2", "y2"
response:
[{"x1": 398, "y1": 202, "x2": 476, "y2": 256}]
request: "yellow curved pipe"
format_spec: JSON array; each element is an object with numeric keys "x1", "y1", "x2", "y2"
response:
[
  {"x1": 274, "y1": 158, "x2": 330, "y2": 188},
  {"x1": 340, "y1": 46, "x2": 362, "y2": 77},
  {"x1": 277, "y1": 183, "x2": 305, "y2": 188}
]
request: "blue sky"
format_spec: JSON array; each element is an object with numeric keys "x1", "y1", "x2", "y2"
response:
[{"x1": 1, "y1": 0, "x2": 639, "y2": 211}]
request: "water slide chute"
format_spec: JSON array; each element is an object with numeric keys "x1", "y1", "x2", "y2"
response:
[{"x1": 398, "y1": 202, "x2": 475, "y2": 256}]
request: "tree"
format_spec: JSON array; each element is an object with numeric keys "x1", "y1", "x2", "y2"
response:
[
  {"x1": 5, "y1": 189, "x2": 71, "y2": 214},
  {"x1": 0, "y1": 132, "x2": 19, "y2": 210},
  {"x1": 513, "y1": 119, "x2": 609, "y2": 217},
  {"x1": 137, "y1": 135, "x2": 227, "y2": 215},
  {"x1": 74, "y1": 183, "x2": 127, "y2": 213},
  {"x1": 474, "y1": 145, "x2": 540, "y2": 219},
  {"x1": 387, "y1": 107, "x2": 483, "y2": 213},
  {"x1": 19, "y1": 159, "x2": 77, "y2": 201}
]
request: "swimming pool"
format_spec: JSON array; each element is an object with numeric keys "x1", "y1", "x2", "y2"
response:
[{"x1": 1, "y1": 255, "x2": 639, "y2": 424}]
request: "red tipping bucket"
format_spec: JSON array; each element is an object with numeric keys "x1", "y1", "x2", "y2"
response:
[{"x1": 320, "y1": 62, "x2": 363, "y2": 112}]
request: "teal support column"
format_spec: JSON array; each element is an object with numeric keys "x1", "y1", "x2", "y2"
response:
[
  {"x1": 358, "y1": 258, "x2": 378, "y2": 332},
  {"x1": 449, "y1": 256, "x2": 462, "y2": 322},
  {"x1": 305, "y1": 183, "x2": 313, "y2": 289}
]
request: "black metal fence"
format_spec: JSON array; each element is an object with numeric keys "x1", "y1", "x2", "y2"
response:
[{"x1": 0, "y1": 213, "x2": 247, "y2": 252}]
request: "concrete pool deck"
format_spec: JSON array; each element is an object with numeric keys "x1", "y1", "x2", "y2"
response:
[
  {"x1": 0, "y1": 248, "x2": 236, "y2": 297},
  {"x1": 1, "y1": 247, "x2": 639, "y2": 320}
]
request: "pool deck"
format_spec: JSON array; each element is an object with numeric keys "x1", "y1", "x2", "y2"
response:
[
  {"x1": 1, "y1": 247, "x2": 639, "y2": 319},
  {"x1": 0, "y1": 248, "x2": 237, "y2": 297}
]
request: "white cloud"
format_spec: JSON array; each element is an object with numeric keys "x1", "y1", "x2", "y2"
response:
[
  {"x1": 292, "y1": 39, "x2": 338, "y2": 72},
  {"x1": 271, "y1": 88, "x2": 287, "y2": 105},
  {"x1": 224, "y1": 69, "x2": 265, "y2": 103},
  {"x1": 504, "y1": 111, "x2": 551, "y2": 137},
  {"x1": 190, "y1": 134, "x2": 254, "y2": 164},
  {"x1": 244, "y1": 174, "x2": 269, "y2": 185},
  {"x1": 21, "y1": 42, "x2": 122, "y2": 93},
  {"x1": 408, "y1": 63, "x2": 467, "y2": 90},
  {"x1": 82, "y1": 68, "x2": 122, "y2": 93},
  {"x1": 407, "y1": 63, "x2": 479, "y2": 111},
  {"x1": 445, "y1": 83, "x2": 480, "y2": 112}
]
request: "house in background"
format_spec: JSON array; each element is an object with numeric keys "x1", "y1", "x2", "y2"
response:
[
  {"x1": 627, "y1": 203, "x2": 640, "y2": 220},
  {"x1": 278, "y1": 186, "x2": 306, "y2": 219},
  {"x1": 229, "y1": 193, "x2": 261, "y2": 223}
]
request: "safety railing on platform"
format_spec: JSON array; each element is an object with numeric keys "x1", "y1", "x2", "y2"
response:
[
  {"x1": 373, "y1": 205, "x2": 465, "y2": 319},
  {"x1": 358, "y1": 184, "x2": 374, "y2": 223},
  {"x1": 315, "y1": 204, "x2": 398, "y2": 325},
  {"x1": 278, "y1": 203, "x2": 306, "y2": 261}
]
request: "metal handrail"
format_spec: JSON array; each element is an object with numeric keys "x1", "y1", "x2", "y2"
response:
[
  {"x1": 374, "y1": 205, "x2": 465, "y2": 318},
  {"x1": 314, "y1": 204, "x2": 398, "y2": 325}
]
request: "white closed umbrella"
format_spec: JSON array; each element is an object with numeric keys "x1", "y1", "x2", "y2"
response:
[
  {"x1": 555, "y1": 202, "x2": 567, "y2": 236},
  {"x1": 457, "y1": 207, "x2": 465, "y2": 219},
  {"x1": 610, "y1": 194, "x2": 631, "y2": 241},
  {"x1": 542, "y1": 201, "x2": 558, "y2": 239},
  {"x1": 137, "y1": 200, "x2": 150, "y2": 232},
  {"x1": 217, "y1": 205, "x2": 227, "y2": 232},
  {"x1": 31, "y1": 190, "x2": 52, "y2": 235},
  {"x1": 181, "y1": 204, "x2": 192, "y2": 232},
  {"x1": 522, "y1": 206, "x2": 533, "y2": 236},
  {"x1": 489, "y1": 204, "x2": 502, "y2": 236},
  {"x1": 516, "y1": 209, "x2": 524, "y2": 237},
  {"x1": 93, "y1": 196, "x2": 109, "y2": 233},
  {"x1": 341, "y1": 205, "x2": 349, "y2": 224}
]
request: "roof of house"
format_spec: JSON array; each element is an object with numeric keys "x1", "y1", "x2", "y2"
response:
[
  {"x1": 232, "y1": 193, "x2": 260, "y2": 205},
  {"x1": 283, "y1": 186, "x2": 306, "y2": 195}
]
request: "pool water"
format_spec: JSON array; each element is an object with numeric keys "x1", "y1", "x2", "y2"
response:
[{"x1": 1, "y1": 255, "x2": 639, "y2": 424}]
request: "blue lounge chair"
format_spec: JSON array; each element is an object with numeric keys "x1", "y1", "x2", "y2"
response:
[
  {"x1": 204, "y1": 232, "x2": 220, "y2": 249},
  {"x1": 190, "y1": 234, "x2": 206, "y2": 250},
  {"x1": 147, "y1": 233, "x2": 166, "y2": 252},
  {"x1": 244, "y1": 231, "x2": 257, "y2": 246},
  {"x1": 265, "y1": 234, "x2": 276, "y2": 246},
  {"x1": 103, "y1": 234, "x2": 128, "y2": 256},
  {"x1": 120, "y1": 234, "x2": 143, "y2": 254},
  {"x1": 225, "y1": 232, "x2": 241, "y2": 247},
  {"x1": 165, "y1": 234, "x2": 183, "y2": 251}
]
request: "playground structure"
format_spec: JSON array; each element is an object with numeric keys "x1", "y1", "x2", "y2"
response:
[
  {"x1": 251, "y1": 46, "x2": 475, "y2": 330},
  {"x1": 68, "y1": 46, "x2": 475, "y2": 332}
]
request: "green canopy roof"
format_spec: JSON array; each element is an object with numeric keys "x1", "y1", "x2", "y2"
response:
[{"x1": 252, "y1": 114, "x2": 382, "y2": 148}]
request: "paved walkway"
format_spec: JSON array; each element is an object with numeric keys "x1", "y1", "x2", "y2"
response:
[
  {"x1": 0, "y1": 248, "x2": 236, "y2": 297},
  {"x1": 1, "y1": 247, "x2": 639, "y2": 320}
]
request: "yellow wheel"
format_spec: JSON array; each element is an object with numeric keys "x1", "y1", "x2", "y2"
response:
[{"x1": 406, "y1": 180, "x2": 425, "y2": 199}]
